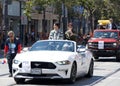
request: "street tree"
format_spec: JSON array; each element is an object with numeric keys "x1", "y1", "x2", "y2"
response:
[{"x1": 23, "y1": 0, "x2": 120, "y2": 33}]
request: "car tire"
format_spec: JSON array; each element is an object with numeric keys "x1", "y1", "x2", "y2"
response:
[
  {"x1": 14, "y1": 78, "x2": 25, "y2": 84},
  {"x1": 86, "y1": 59, "x2": 94, "y2": 77},
  {"x1": 94, "y1": 55, "x2": 99, "y2": 60},
  {"x1": 68, "y1": 62, "x2": 77, "y2": 84}
]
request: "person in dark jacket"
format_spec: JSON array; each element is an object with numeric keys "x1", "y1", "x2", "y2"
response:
[{"x1": 4, "y1": 31, "x2": 22, "y2": 77}]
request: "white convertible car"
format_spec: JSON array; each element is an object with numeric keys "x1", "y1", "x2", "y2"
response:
[{"x1": 12, "y1": 40, "x2": 94, "y2": 84}]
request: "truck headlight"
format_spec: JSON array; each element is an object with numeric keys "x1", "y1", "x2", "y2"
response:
[
  {"x1": 88, "y1": 42, "x2": 92, "y2": 45},
  {"x1": 56, "y1": 60, "x2": 71, "y2": 65},
  {"x1": 113, "y1": 43, "x2": 117, "y2": 46}
]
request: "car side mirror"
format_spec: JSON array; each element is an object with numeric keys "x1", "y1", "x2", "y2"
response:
[
  {"x1": 77, "y1": 48, "x2": 86, "y2": 53},
  {"x1": 22, "y1": 47, "x2": 30, "y2": 52},
  {"x1": 77, "y1": 45, "x2": 86, "y2": 53}
]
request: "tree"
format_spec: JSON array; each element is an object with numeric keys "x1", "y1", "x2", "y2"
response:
[
  {"x1": 23, "y1": 0, "x2": 52, "y2": 18},
  {"x1": 23, "y1": 0, "x2": 120, "y2": 33},
  {"x1": 23, "y1": 0, "x2": 35, "y2": 20}
]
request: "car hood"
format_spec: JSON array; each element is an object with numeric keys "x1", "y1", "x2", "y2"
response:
[
  {"x1": 88, "y1": 38, "x2": 117, "y2": 42},
  {"x1": 15, "y1": 51, "x2": 75, "y2": 62}
]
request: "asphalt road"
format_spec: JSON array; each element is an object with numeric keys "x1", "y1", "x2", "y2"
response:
[{"x1": 0, "y1": 57, "x2": 120, "y2": 86}]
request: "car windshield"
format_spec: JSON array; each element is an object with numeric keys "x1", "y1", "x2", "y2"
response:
[
  {"x1": 94, "y1": 31, "x2": 118, "y2": 39},
  {"x1": 29, "y1": 41, "x2": 74, "y2": 52}
]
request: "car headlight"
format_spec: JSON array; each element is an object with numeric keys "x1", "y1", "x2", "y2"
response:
[
  {"x1": 13, "y1": 60, "x2": 20, "y2": 64},
  {"x1": 113, "y1": 43, "x2": 117, "y2": 46},
  {"x1": 56, "y1": 60, "x2": 71, "y2": 65}
]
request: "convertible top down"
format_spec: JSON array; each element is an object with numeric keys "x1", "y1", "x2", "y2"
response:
[{"x1": 13, "y1": 40, "x2": 94, "y2": 84}]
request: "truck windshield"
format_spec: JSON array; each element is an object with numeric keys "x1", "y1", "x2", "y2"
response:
[{"x1": 94, "y1": 31, "x2": 118, "y2": 39}]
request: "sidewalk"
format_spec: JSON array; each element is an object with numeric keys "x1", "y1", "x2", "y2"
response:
[{"x1": 0, "y1": 49, "x2": 5, "y2": 62}]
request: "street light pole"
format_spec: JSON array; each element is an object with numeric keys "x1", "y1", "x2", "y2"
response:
[
  {"x1": 4, "y1": 0, "x2": 9, "y2": 37},
  {"x1": 43, "y1": 7, "x2": 46, "y2": 33},
  {"x1": 62, "y1": 2, "x2": 67, "y2": 39}
]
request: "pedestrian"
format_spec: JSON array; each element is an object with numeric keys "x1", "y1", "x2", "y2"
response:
[
  {"x1": 107, "y1": 18, "x2": 117, "y2": 30},
  {"x1": 24, "y1": 32, "x2": 28, "y2": 46},
  {"x1": 4, "y1": 31, "x2": 22, "y2": 77},
  {"x1": 49, "y1": 22, "x2": 63, "y2": 40},
  {"x1": 65, "y1": 22, "x2": 77, "y2": 41},
  {"x1": 31, "y1": 30, "x2": 35, "y2": 43}
]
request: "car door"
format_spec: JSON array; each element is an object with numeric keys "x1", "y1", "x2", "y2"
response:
[
  {"x1": 75, "y1": 52, "x2": 84, "y2": 76},
  {"x1": 80, "y1": 50, "x2": 88, "y2": 71},
  {"x1": 77, "y1": 45, "x2": 88, "y2": 74}
]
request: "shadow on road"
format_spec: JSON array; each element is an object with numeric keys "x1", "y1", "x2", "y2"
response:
[
  {"x1": 14, "y1": 76, "x2": 103, "y2": 86},
  {"x1": 95, "y1": 57, "x2": 116, "y2": 62}
]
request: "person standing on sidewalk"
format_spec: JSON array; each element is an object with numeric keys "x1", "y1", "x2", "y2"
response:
[
  {"x1": 49, "y1": 22, "x2": 63, "y2": 40},
  {"x1": 4, "y1": 31, "x2": 22, "y2": 77}
]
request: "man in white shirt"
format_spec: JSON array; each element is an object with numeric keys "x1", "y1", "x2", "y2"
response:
[
  {"x1": 49, "y1": 22, "x2": 63, "y2": 40},
  {"x1": 108, "y1": 18, "x2": 117, "y2": 30}
]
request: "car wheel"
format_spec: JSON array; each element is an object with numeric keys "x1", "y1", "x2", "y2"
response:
[
  {"x1": 94, "y1": 55, "x2": 99, "y2": 60},
  {"x1": 86, "y1": 59, "x2": 94, "y2": 77},
  {"x1": 14, "y1": 78, "x2": 25, "y2": 84},
  {"x1": 68, "y1": 62, "x2": 77, "y2": 84}
]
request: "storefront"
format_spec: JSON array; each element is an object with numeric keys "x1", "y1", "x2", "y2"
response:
[{"x1": 7, "y1": 1, "x2": 21, "y2": 36}]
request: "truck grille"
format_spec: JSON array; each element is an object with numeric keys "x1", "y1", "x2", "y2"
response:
[
  {"x1": 31, "y1": 62, "x2": 56, "y2": 69},
  {"x1": 89, "y1": 42, "x2": 117, "y2": 49}
]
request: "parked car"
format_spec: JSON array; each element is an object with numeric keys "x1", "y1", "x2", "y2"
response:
[
  {"x1": 13, "y1": 40, "x2": 94, "y2": 84},
  {"x1": 88, "y1": 29, "x2": 120, "y2": 61}
]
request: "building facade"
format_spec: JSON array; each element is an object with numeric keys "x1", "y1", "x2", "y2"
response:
[{"x1": 1, "y1": 0, "x2": 58, "y2": 46}]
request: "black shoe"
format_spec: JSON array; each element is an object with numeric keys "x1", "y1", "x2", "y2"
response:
[{"x1": 9, "y1": 73, "x2": 12, "y2": 77}]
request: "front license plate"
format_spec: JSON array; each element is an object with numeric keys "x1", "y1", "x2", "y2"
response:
[
  {"x1": 31, "y1": 68, "x2": 42, "y2": 74},
  {"x1": 98, "y1": 41, "x2": 104, "y2": 49}
]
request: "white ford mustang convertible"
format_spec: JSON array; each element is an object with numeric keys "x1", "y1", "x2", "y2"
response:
[{"x1": 12, "y1": 40, "x2": 94, "y2": 84}]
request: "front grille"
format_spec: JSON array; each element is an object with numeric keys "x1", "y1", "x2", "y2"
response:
[
  {"x1": 31, "y1": 62, "x2": 56, "y2": 69},
  {"x1": 104, "y1": 43, "x2": 114, "y2": 48},
  {"x1": 90, "y1": 42, "x2": 117, "y2": 49},
  {"x1": 17, "y1": 73, "x2": 60, "y2": 79}
]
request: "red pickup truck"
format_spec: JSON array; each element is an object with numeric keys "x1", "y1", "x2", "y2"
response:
[{"x1": 88, "y1": 29, "x2": 120, "y2": 61}]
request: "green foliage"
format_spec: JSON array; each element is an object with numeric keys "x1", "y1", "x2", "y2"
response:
[
  {"x1": 24, "y1": 0, "x2": 120, "y2": 23},
  {"x1": 23, "y1": 0, "x2": 52, "y2": 19},
  {"x1": 23, "y1": 0, "x2": 35, "y2": 20}
]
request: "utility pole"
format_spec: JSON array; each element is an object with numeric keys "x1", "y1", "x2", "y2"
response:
[
  {"x1": 62, "y1": 2, "x2": 67, "y2": 39},
  {"x1": 3, "y1": 0, "x2": 9, "y2": 37},
  {"x1": 43, "y1": 7, "x2": 46, "y2": 34}
]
